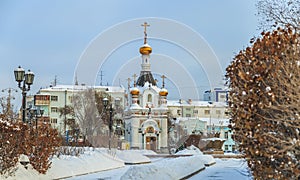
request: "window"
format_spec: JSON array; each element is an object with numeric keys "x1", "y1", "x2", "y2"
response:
[
  {"x1": 147, "y1": 94, "x2": 152, "y2": 102},
  {"x1": 225, "y1": 145, "x2": 228, "y2": 151},
  {"x1": 204, "y1": 110, "x2": 210, "y2": 115},
  {"x1": 177, "y1": 109, "x2": 181, "y2": 115},
  {"x1": 225, "y1": 131, "x2": 229, "y2": 139},
  {"x1": 186, "y1": 108, "x2": 191, "y2": 111},
  {"x1": 216, "y1": 110, "x2": 221, "y2": 115},
  {"x1": 50, "y1": 118, "x2": 57, "y2": 124},
  {"x1": 193, "y1": 110, "x2": 198, "y2": 114},
  {"x1": 51, "y1": 107, "x2": 58, "y2": 113},
  {"x1": 115, "y1": 98, "x2": 121, "y2": 106},
  {"x1": 186, "y1": 114, "x2": 191, "y2": 117},
  {"x1": 51, "y1": 96, "x2": 58, "y2": 101}
]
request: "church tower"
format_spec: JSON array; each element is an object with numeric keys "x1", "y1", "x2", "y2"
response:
[
  {"x1": 124, "y1": 22, "x2": 169, "y2": 153},
  {"x1": 136, "y1": 22, "x2": 156, "y2": 87}
]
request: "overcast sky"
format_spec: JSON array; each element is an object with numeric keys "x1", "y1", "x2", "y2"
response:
[{"x1": 0, "y1": 0, "x2": 260, "y2": 106}]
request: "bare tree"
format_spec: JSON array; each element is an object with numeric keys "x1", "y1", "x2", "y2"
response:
[
  {"x1": 226, "y1": 27, "x2": 300, "y2": 179},
  {"x1": 72, "y1": 88, "x2": 109, "y2": 146},
  {"x1": 58, "y1": 105, "x2": 77, "y2": 138},
  {"x1": 256, "y1": 0, "x2": 300, "y2": 30},
  {"x1": 0, "y1": 90, "x2": 18, "y2": 122}
]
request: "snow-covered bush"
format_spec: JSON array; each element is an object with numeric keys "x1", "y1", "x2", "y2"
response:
[
  {"x1": 0, "y1": 120, "x2": 28, "y2": 175},
  {"x1": 226, "y1": 27, "x2": 300, "y2": 179},
  {"x1": 27, "y1": 123, "x2": 61, "y2": 174},
  {"x1": 0, "y1": 119, "x2": 61, "y2": 175}
]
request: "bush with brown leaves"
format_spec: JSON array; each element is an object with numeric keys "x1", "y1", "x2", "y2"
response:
[
  {"x1": 0, "y1": 119, "x2": 61, "y2": 175},
  {"x1": 226, "y1": 27, "x2": 300, "y2": 179}
]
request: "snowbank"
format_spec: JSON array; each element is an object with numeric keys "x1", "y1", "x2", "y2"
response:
[
  {"x1": 175, "y1": 145, "x2": 215, "y2": 166},
  {"x1": 121, "y1": 155, "x2": 206, "y2": 180},
  {"x1": 96, "y1": 148, "x2": 154, "y2": 164},
  {"x1": 1, "y1": 147, "x2": 216, "y2": 180},
  {"x1": 116, "y1": 150, "x2": 151, "y2": 164},
  {"x1": 2, "y1": 148, "x2": 125, "y2": 180},
  {"x1": 47, "y1": 149, "x2": 124, "y2": 179},
  {"x1": 175, "y1": 145, "x2": 203, "y2": 155}
]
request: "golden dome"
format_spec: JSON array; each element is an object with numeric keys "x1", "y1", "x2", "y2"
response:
[
  {"x1": 159, "y1": 88, "x2": 168, "y2": 96},
  {"x1": 130, "y1": 87, "x2": 140, "y2": 95},
  {"x1": 139, "y1": 44, "x2": 152, "y2": 55}
]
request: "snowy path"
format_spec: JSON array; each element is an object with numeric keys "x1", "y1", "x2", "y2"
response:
[
  {"x1": 68, "y1": 157, "x2": 166, "y2": 180},
  {"x1": 69, "y1": 158, "x2": 252, "y2": 180},
  {"x1": 69, "y1": 166, "x2": 130, "y2": 180},
  {"x1": 188, "y1": 158, "x2": 253, "y2": 180}
]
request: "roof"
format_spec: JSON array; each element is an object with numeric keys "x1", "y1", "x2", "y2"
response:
[
  {"x1": 167, "y1": 100, "x2": 227, "y2": 107},
  {"x1": 39, "y1": 85, "x2": 125, "y2": 93},
  {"x1": 136, "y1": 72, "x2": 156, "y2": 87},
  {"x1": 174, "y1": 117, "x2": 229, "y2": 126}
]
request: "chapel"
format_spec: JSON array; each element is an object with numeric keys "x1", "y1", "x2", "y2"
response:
[{"x1": 124, "y1": 22, "x2": 169, "y2": 153}]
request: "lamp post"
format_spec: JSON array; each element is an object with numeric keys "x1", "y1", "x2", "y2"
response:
[
  {"x1": 14, "y1": 66, "x2": 34, "y2": 123},
  {"x1": 29, "y1": 108, "x2": 44, "y2": 134},
  {"x1": 103, "y1": 97, "x2": 113, "y2": 150}
]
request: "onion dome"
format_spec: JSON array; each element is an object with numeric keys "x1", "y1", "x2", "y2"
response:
[
  {"x1": 139, "y1": 44, "x2": 152, "y2": 55},
  {"x1": 130, "y1": 87, "x2": 140, "y2": 95},
  {"x1": 159, "y1": 88, "x2": 168, "y2": 96}
]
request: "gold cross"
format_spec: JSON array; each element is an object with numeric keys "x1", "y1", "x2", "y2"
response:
[
  {"x1": 161, "y1": 75, "x2": 166, "y2": 88},
  {"x1": 141, "y1": 22, "x2": 150, "y2": 44}
]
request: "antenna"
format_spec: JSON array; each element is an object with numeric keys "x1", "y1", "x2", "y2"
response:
[
  {"x1": 53, "y1": 75, "x2": 57, "y2": 86},
  {"x1": 100, "y1": 71, "x2": 104, "y2": 86},
  {"x1": 75, "y1": 74, "x2": 79, "y2": 85}
]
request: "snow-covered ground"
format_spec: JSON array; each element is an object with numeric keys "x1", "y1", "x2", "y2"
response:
[
  {"x1": 189, "y1": 158, "x2": 253, "y2": 180},
  {"x1": 1, "y1": 146, "x2": 252, "y2": 180}
]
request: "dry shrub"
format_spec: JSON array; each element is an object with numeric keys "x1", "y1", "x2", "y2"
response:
[{"x1": 226, "y1": 27, "x2": 300, "y2": 179}]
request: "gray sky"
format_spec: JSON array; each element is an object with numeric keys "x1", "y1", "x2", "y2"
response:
[{"x1": 0, "y1": 0, "x2": 259, "y2": 106}]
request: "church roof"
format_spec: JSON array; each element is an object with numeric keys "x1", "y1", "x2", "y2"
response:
[
  {"x1": 136, "y1": 72, "x2": 156, "y2": 87},
  {"x1": 140, "y1": 81, "x2": 161, "y2": 93}
]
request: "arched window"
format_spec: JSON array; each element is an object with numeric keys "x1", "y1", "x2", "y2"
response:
[{"x1": 147, "y1": 94, "x2": 152, "y2": 102}]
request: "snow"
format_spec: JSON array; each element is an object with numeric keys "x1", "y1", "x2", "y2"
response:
[
  {"x1": 121, "y1": 155, "x2": 206, "y2": 180},
  {"x1": 167, "y1": 100, "x2": 227, "y2": 107},
  {"x1": 202, "y1": 137, "x2": 226, "y2": 141},
  {"x1": 120, "y1": 146, "x2": 209, "y2": 179},
  {"x1": 189, "y1": 158, "x2": 253, "y2": 180},
  {"x1": 176, "y1": 145, "x2": 203, "y2": 155},
  {"x1": 1, "y1": 146, "x2": 252, "y2": 180},
  {"x1": 115, "y1": 150, "x2": 151, "y2": 164},
  {"x1": 47, "y1": 149, "x2": 124, "y2": 179},
  {"x1": 175, "y1": 145, "x2": 216, "y2": 166},
  {"x1": 41, "y1": 85, "x2": 125, "y2": 93}
]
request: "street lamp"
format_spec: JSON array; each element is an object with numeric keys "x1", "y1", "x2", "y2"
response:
[
  {"x1": 29, "y1": 108, "x2": 44, "y2": 133},
  {"x1": 14, "y1": 66, "x2": 35, "y2": 123},
  {"x1": 103, "y1": 97, "x2": 113, "y2": 150}
]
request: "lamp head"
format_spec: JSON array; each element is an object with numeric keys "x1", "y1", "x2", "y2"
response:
[{"x1": 14, "y1": 66, "x2": 25, "y2": 83}]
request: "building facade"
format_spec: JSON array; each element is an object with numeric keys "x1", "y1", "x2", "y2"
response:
[
  {"x1": 33, "y1": 85, "x2": 125, "y2": 135},
  {"x1": 167, "y1": 99, "x2": 236, "y2": 152}
]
